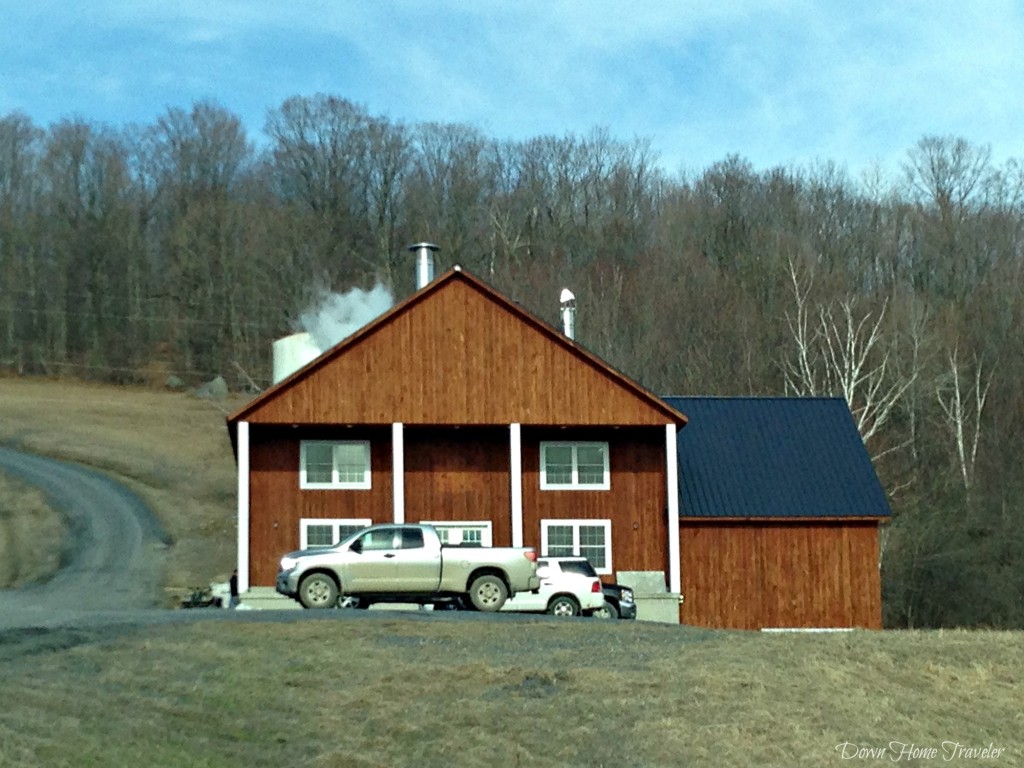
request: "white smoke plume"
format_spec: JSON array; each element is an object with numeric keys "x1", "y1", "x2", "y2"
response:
[{"x1": 299, "y1": 283, "x2": 394, "y2": 352}]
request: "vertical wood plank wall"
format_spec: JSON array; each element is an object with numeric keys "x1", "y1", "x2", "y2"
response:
[
  {"x1": 678, "y1": 521, "x2": 882, "y2": 629},
  {"x1": 244, "y1": 279, "x2": 672, "y2": 426},
  {"x1": 404, "y1": 426, "x2": 511, "y2": 546},
  {"x1": 247, "y1": 424, "x2": 671, "y2": 586},
  {"x1": 521, "y1": 427, "x2": 668, "y2": 578},
  {"x1": 247, "y1": 425, "x2": 394, "y2": 586}
]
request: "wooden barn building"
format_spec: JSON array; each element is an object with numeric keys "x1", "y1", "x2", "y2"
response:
[
  {"x1": 226, "y1": 264, "x2": 890, "y2": 629},
  {"x1": 664, "y1": 396, "x2": 889, "y2": 629}
]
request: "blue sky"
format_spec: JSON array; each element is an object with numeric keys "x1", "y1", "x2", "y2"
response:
[{"x1": 4, "y1": 1, "x2": 1023, "y2": 176}]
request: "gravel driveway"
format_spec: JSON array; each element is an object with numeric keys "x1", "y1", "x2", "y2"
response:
[
  {"x1": 0, "y1": 446, "x2": 170, "y2": 630},
  {"x1": 0, "y1": 448, "x2": 561, "y2": 655}
]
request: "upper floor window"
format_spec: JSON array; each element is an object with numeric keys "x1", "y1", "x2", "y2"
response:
[
  {"x1": 540, "y1": 442, "x2": 610, "y2": 490},
  {"x1": 300, "y1": 441, "x2": 371, "y2": 490}
]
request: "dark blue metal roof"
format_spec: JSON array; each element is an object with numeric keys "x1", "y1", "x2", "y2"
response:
[{"x1": 662, "y1": 396, "x2": 891, "y2": 519}]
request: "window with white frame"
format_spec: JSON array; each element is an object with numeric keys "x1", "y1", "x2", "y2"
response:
[
  {"x1": 300, "y1": 518, "x2": 371, "y2": 549},
  {"x1": 540, "y1": 442, "x2": 610, "y2": 490},
  {"x1": 541, "y1": 519, "x2": 612, "y2": 574},
  {"x1": 423, "y1": 521, "x2": 493, "y2": 548},
  {"x1": 300, "y1": 441, "x2": 371, "y2": 489}
]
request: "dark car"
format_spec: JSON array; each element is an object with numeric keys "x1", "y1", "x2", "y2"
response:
[{"x1": 588, "y1": 582, "x2": 636, "y2": 620}]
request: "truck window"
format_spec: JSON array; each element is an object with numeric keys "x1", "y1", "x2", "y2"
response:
[
  {"x1": 399, "y1": 528, "x2": 424, "y2": 549},
  {"x1": 358, "y1": 528, "x2": 397, "y2": 551}
]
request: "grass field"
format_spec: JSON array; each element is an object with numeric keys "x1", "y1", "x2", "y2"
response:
[
  {"x1": 0, "y1": 617, "x2": 1021, "y2": 768},
  {"x1": 0, "y1": 376, "x2": 241, "y2": 596},
  {"x1": 0, "y1": 376, "x2": 1021, "y2": 767}
]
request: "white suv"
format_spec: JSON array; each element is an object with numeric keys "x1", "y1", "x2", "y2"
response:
[{"x1": 500, "y1": 557, "x2": 606, "y2": 616}]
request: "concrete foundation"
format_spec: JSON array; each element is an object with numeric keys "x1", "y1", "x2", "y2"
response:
[
  {"x1": 634, "y1": 593, "x2": 683, "y2": 623},
  {"x1": 617, "y1": 570, "x2": 681, "y2": 624},
  {"x1": 240, "y1": 587, "x2": 302, "y2": 610}
]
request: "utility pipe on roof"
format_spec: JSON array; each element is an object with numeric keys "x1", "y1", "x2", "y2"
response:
[
  {"x1": 559, "y1": 288, "x2": 576, "y2": 340},
  {"x1": 408, "y1": 242, "x2": 439, "y2": 290}
]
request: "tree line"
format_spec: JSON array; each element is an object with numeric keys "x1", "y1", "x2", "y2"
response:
[{"x1": 1, "y1": 96, "x2": 1022, "y2": 628}]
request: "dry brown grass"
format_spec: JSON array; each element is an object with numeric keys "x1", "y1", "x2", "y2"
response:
[
  {"x1": 0, "y1": 618, "x2": 1021, "y2": 768},
  {"x1": 0, "y1": 376, "x2": 243, "y2": 594},
  {"x1": 0, "y1": 473, "x2": 65, "y2": 587}
]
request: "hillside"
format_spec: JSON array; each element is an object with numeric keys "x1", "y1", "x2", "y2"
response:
[{"x1": 0, "y1": 377, "x2": 239, "y2": 596}]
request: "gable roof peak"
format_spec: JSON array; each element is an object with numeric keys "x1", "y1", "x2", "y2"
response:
[{"x1": 228, "y1": 265, "x2": 687, "y2": 427}]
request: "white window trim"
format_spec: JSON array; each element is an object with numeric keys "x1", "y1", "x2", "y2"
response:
[
  {"x1": 539, "y1": 441, "x2": 611, "y2": 491},
  {"x1": 300, "y1": 518, "x2": 372, "y2": 549},
  {"x1": 540, "y1": 519, "x2": 613, "y2": 575},
  {"x1": 299, "y1": 440, "x2": 372, "y2": 490},
  {"x1": 421, "y1": 520, "x2": 494, "y2": 547}
]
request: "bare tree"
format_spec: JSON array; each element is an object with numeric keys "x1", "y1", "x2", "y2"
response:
[
  {"x1": 781, "y1": 256, "x2": 821, "y2": 395},
  {"x1": 903, "y1": 136, "x2": 991, "y2": 219},
  {"x1": 0, "y1": 113, "x2": 42, "y2": 371},
  {"x1": 782, "y1": 257, "x2": 915, "y2": 449},
  {"x1": 151, "y1": 101, "x2": 254, "y2": 379},
  {"x1": 902, "y1": 136, "x2": 996, "y2": 298},
  {"x1": 935, "y1": 347, "x2": 993, "y2": 491}
]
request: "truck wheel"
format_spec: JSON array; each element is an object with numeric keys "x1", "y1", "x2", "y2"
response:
[
  {"x1": 547, "y1": 595, "x2": 580, "y2": 617},
  {"x1": 590, "y1": 600, "x2": 619, "y2": 619},
  {"x1": 299, "y1": 573, "x2": 338, "y2": 609},
  {"x1": 468, "y1": 574, "x2": 508, "y2": 611}
]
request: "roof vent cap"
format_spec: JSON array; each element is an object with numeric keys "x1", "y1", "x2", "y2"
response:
[{"x1": 559, "y1": 288, "x2": 576, "y2": 340}]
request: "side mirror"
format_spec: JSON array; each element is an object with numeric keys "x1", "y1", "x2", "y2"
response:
[
  {"x1": 536, "y1": 566, "x2": 550, "y2": 579},
  {"x1": 350, "y1": 540, "x2": 362, "y2": 554}
]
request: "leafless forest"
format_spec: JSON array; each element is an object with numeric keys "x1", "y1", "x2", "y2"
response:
[{"x1": 1, "y1": 96, "x2": 1021, "y2": 628}]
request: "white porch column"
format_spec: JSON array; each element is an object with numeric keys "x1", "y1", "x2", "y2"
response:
[
  {"x1": 236, "y1": 420, "x2": 250, "y2": 592},
  {"x1": 510, "y1": 423, "x2": 523, "y2": 547},
  {"x1": 392, "y1": 422, "x2": 405, "y2": 523},
  {"x1": 665, "y1": 423, "x2": 681, "y2": 595}
]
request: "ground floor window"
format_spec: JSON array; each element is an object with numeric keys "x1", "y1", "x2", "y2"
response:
[
  {"x1": 423, "y1": 521, "x2": 493, "y2": 547},
  {"x1": 541, "y1": 519, "x2": 612, "y2": 574},
  {"x1": 300, "y1": 518, "x2": 372, "y2": 549}
]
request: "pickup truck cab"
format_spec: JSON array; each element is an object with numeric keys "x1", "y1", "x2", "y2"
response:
[
  {"x1": 499, "y1": 557, "x2": 606, "y2": 617},
  {"x1": 276, "y1": 523, "x2": 540, "y2": 611}
]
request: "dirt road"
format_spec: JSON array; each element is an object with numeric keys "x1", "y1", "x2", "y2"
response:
[{"x1": 0, "y1": 446, "x2": 170, "y2": 630}]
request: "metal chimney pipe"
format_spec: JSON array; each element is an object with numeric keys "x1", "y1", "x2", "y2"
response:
[
  {"x1": 408, "y1": 242, "x2": 439, "y2": 290},
  {"x1": 559, "y1": 288, "x2": 576, "y2": 340}
]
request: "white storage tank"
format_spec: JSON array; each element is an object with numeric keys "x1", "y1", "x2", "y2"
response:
[{"x1": 272, "y1": 332, "x2": 322, "y2": 384}]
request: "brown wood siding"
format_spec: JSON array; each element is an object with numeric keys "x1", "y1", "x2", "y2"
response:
[
  {"x1": 521, "y1": 427, "x2": 668, "y2": 577},
  {"x1": 678, "y1": 521, "x2": 882, "y2": 629},
  {"x1": 242, "y1": 279, "x2": 671, "y2": 427},
  {"x1": 247, "y1": 426, "x2": 393, "y2": 586},
  {"x1": 404, "y1": 427, "x2": 512, "y2": 546}
]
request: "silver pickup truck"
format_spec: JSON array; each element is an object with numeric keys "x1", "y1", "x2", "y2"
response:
[{"x1": 275, "y1": 523, "x2": 540, "y2": 611}]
